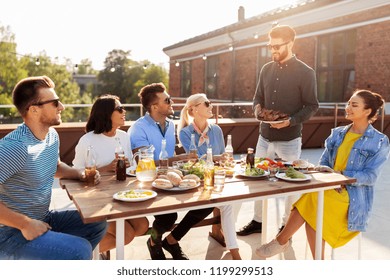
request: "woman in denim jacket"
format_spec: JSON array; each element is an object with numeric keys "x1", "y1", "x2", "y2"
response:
[{"x1": 256, "y1": 89, "x2": 389, "y2": 259}]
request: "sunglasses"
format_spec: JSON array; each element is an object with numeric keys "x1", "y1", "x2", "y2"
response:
[
  {"x1": 195, "y1": 101, "x2": 211, "y2": 107},
  {"x1": 164, "y1": 97, "x2": 172, "y2": 104},
  {"x1": 114, "y1": 106, "x2": 125, "y2": 113},
  {"x1": 267, "y1": 41, "x2": 290, "y2": 51},
  {"x1": 32, "y1": 98, "x2": 60, "y2": 107}
]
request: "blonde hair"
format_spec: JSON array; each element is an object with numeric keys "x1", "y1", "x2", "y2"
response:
[{"x1": 177, "y1": 93, "x2": 208, "y2": 146}]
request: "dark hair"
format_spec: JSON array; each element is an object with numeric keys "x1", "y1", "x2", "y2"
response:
[
  {"x1": 86, "y1": 94, "x2": 120, "y2": 133},
  {"x1": 354, "y1": 89, "x2": 385, "y2": 123},
  {"x1": 138, "y1": 82, "x2": 166, "y2": 112},
  {"x1": 12, "y1": 76, "x2": 55, "y2": 117},
  {"x1": 269, "y1": 25, "x2": 296, "y2": 42}
]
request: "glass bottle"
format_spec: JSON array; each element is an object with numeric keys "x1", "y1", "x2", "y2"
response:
[
  {"x1": 189, "y1": 133, "x2": 197, "y2": 156},
  {"x1": 225, "y1": 134, "x2": 233, "y2": 158},
  {"x1": 115, "y1": 138, "x2": 126, "y2": 181},
  {"x1": 246, "y1": 147, "x2": 255, "y2": 169},
  {"x1": 204, "y1": 147, "x2": 215, "y2": 190},
  {"x1": 224, "y1": 135, "x2": 235, "y2": 177},
  {"x1": 158, "y1": 139, "x2": 169, "y2": 175},
  {"x1": 85, "y1": 145, "x2": 96, "y2": 185}
]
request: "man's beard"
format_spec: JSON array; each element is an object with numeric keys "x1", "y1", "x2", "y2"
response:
[{"x1": 272, "y1": 49, "x2": 288, "y2": 63}]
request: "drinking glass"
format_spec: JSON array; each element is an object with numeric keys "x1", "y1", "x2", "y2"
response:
[
  {"x1": 213, "y1": 168, "x2": 226, "y2": 193},
  {"x1": 268, "y1": 166, "x2": 278, "y2": 182},
  {"x1": 240, "y1": 154, "x2": 247, "y2": 171}
]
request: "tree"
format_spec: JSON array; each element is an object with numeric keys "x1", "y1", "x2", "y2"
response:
[
  {"x1": 133, "y1": 63, "x2": 169, "y2": 102},
  {"x1": 97, "y1": 49, "x2": 139, "y2": 102},
  {"x1": 74, "y1": 58, "x2": 98, "y2": 75},
  {"x1": 20, "y1": 53, "x2": 91, "y2": 122},
  {"x1": 98, "y1": 50, "x2": 169, "y2": 104},
  {"x1": 0, "y1": 25, "x2": 28, "y2": 99}
]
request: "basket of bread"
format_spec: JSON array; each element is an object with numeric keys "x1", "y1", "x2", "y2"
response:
[{"x1": 152, "y1": 168, "x2": 201, "y2": 191}]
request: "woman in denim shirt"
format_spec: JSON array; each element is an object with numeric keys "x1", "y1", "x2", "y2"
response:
[{"x1": 256, "y1": 89, "x2": 389, "y2": 259}]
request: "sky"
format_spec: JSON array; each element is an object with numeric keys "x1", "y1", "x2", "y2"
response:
[{"x1": 0, "y1": 0, "x2": 298, "y2": 70}]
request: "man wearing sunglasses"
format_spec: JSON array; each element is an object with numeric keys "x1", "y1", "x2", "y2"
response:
[
  {"x1": 0, "y1": 76, "x2": 107, "y2": 259},
  {"x1": 129, "y1": 83, "x2": 203, "y2": 260},
  {"x1": 237, "y1": 25, "x2": 319, "y2": 257}
]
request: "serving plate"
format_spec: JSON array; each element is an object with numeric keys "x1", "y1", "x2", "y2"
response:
[
  {"x1": 261, "y1": 120, "x2": 285, "y2": 124},
  {"x1": 113, "y1": 189, "x2": 157, "y2": 202},
  {"x1": 152, "y1": 181, "x2": 200, "y2": 192},
  {"x1": 275, "y1": 173, "x2": 311, "y2": 182},
  {"x1": 236, "y1": 170, "x2": 269, "y2": 178}
]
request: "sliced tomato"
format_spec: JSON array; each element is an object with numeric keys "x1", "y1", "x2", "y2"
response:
[
  {"x1": 256, "y1": 164, "x2": 268, "y2": 170},
  {"x1": 264, "y1": 158, "x2": 276, "y2": 165}
]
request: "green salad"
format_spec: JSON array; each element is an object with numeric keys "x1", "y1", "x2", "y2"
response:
[
  {"x1": 245, "y1": 167, "x2": 265, "y2": 176},
  {"x1": 182, "y1": 160, "x2": 206, "y2": 179}
]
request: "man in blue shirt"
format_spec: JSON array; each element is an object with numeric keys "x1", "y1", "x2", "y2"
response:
[
  {"x1": 129, "y1": 83, "x2": 209, "y2": 260},
  {"x1": 128, "y1": 83, "x2": 176, "y2": 160},
  {"x1": 0, "y1": 76, "x2": 107, "y2": 259}
]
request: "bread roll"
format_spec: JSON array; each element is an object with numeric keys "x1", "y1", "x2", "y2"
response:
[
  {"x1": 169, "y1": 168, "x2": 183, "y2": 178},
  {"x1": 157, "y1": 175, "x2": 169, "y2": 180},
  {"x1": 183, "y1": 174, "x2": 200, "y2": 183},
  {"x1": 179, "y1": 179, "x2": 197, "y2": 189},
  {"x1": 153, "y1": 178, "x2": 173, "y2": 189},
  {"x1": 167, "y1": 172, "x2": 182, "y2": 186}
]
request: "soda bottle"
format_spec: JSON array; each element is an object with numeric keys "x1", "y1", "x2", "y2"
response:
[
  {"x1": 246, "y1": 147, "x2": 255, "y2": 169},
  {"x1": 189, "y1": 133, "x2": 197, "y2": 156},
  {"x1": 85, "y1": 145, "x2": 96, "y2": 185},
  {"x1": 115, "y1": 138, "x2": 126, "y2": 181},
  {"x1": 158, "y1": 139, "x2": 169, "y2": 175}
]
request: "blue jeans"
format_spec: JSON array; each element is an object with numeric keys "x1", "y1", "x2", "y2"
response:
[
  {"x1": 0, "y1": 210, "x2": 107, "y2": 260},
  {"x1": 253, "y1": 135, "x2": 302, "y2": 224}
]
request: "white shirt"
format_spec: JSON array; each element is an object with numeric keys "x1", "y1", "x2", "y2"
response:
[{"x1": 72, "y1": 129, "x2": 134, "y2": 170}]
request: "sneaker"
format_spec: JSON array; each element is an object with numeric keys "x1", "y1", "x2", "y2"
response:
[
  {"x1": 256, "y1": 239, "x2": 291, "y2": 258},
  {"x1": 147, "y1": 238, "x2": 166, "y2": 260},
  {"x1": 283, "y1": 242, "x2": 297, "y2": 260},
  {"x1": 236, "y1": 220, "x2": 262, "y2": 236},
  {"x1": 162, "y1": 238, "x2": 189, "y2": 260}
]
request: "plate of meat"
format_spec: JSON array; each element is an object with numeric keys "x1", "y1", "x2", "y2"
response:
[{"x1": 257, "y1": 108, "x2": 289, "y2": 123}]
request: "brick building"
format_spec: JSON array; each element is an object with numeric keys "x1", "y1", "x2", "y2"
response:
[{"x1": 163, "y1": 0, "x2": 390, "y2": 104}]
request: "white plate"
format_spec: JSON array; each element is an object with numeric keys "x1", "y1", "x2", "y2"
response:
[
  {"x1": 152, "y1": 181, "x2": 200, "y2": 192},
  {"x1": 261, "y1": 120, "x2": 285, "y2": 124},
  {"x1": 236, "y1": 170, "x2": 269, "y2": 178},
  {"x1": 126, "y1": 167, "x2": 136, "y2": 177},
  {"x1": 275, "y1": 173, "x2": 311, "y2": 182},
  {"x1": 113, "y1": 189, "x2": 157, "y2": 202}
]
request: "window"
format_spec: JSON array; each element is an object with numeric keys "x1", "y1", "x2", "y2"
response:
[
  {"x1": 205, "y1": 56, "x2": 218, "y2": 98},
  {"x1": 317, "y1": 30, "x2": 356, "y2": 102},
  {"x1": 180, "y1": 61, "x2": 191, "y2": 97},
  {"x1": 255, "y1": 46, "x2": 272, "y2": 90},
  {"x1": 257, "y1": 46, "x2": 272, "y2": 77}
]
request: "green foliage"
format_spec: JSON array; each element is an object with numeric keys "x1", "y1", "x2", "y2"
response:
[
  {"x1": 0, "y1": 24, "x2": 169, "y2": 123},
  {"x1": 97, "y1": 50, "x2": 168, "y2": 104}
]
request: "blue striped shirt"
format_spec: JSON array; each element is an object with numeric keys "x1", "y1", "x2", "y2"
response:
[{"x1": 0, "y1": 124, "x2": 59, "y2": 224}]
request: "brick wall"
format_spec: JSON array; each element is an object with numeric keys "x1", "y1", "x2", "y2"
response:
[{"x1": 355, "y1": 22, "x2": 390, "y2": 98}]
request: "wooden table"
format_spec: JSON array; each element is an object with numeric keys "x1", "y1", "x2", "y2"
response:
[{"x1": 60, "y1": 171, "x2": 356, "y2": 260}]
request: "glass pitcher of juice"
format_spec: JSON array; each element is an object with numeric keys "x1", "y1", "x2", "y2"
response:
[{"x1": 133, "y1": 145, "x2": 157, "y2": 182}]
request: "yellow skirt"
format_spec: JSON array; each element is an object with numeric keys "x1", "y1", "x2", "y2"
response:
[{"x1": 294, "y1": 188, "x2": 360, "y2": 248}]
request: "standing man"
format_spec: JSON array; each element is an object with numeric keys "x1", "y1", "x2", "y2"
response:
[
  {"x1": 237, "y1": 25, "x2": 319, "y2": 242},
  {"x1": 0, "y1": 76, "x2": 107, "y2": 260}
]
